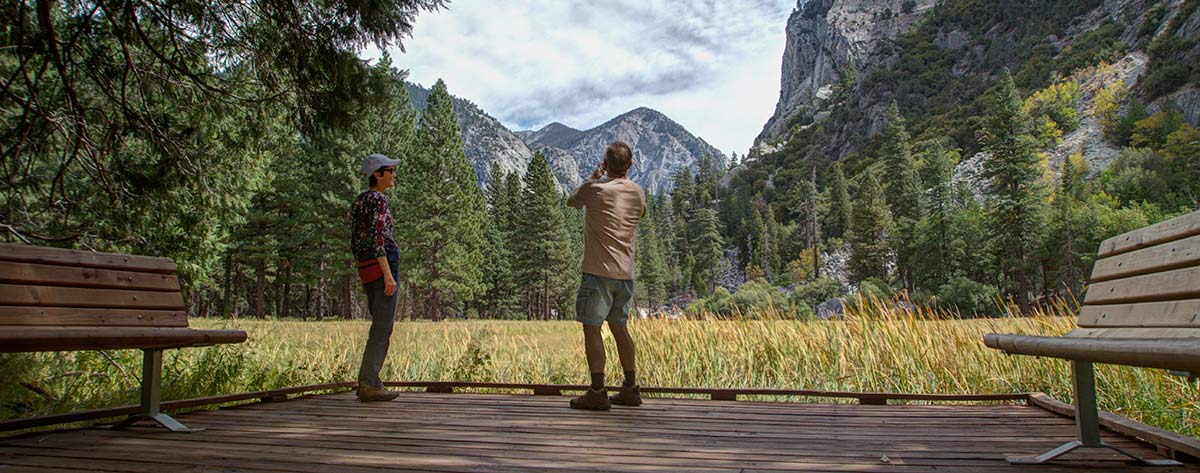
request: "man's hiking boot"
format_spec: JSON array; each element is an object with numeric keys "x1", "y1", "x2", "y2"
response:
[
  {"x1": 569, "y1": 388, "x2": 611, "y2": 410},
  {"x1": 610, "y1": 384, "x2": 642, "y2": 406},
  {"x1": 357, "y1": 383, "x2": 399, "y2": 402}
]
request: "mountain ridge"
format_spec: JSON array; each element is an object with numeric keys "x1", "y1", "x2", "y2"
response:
[{"x1": 407, "y1": 82, "x2": 727, "y2": 194}]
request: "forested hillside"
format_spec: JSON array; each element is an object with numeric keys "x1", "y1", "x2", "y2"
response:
[{"x1": 700, "y1": 0, "x2": 1199, "y2": 317}]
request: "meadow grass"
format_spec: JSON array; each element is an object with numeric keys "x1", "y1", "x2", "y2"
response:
[{"x1": 2, "y1": 304, "x2": 1197, "y2": 438}]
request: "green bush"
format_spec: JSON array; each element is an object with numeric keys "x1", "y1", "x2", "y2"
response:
[
  {"x1": 857, "y1": 277, "x2": 893, "y2": 301},
  {"x1": 731, "y1": 278, "x2": 791, "y2": 316},
  {"x1": 791, "y1": 276, "x2": 847, "y2": 306},
  {"x1": 937, "y1": 276, "x2": 999, "y2": 317}
]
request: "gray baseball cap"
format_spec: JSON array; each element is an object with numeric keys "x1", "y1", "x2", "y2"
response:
[{"x1": 361, "y1": 153, "x2": 400, "y2": 176}]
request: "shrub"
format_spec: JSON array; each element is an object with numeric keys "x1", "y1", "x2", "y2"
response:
[
  {"x1": 1094, "y1": 79, "x2": 1127, "y2": 140},
  {"x1": 792, "y1": 276, "x2": 847, "y2": 306},
  {"x1": 731, "y1": 278, "x2": 790, "y2": 316},
  {"x1": 857, "y1": 277, "x2": 892, "y2": 302},
  {"x1": 937, "y1": 276, "x2": 999, "y2": 317},
  {"x1": 1024, "y1": 81, "x2": 1080, "y2": 134},
  {"x1": 1130, "y1": 108, "x2": 1185, "y2": 150},
  {"x1": 689, "y1": 287, "x2": 734, "y2": 316}
]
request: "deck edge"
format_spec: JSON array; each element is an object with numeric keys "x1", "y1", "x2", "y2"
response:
[{"x1": 1028, "y1": 392, "x2": 1200, "y2": 460}]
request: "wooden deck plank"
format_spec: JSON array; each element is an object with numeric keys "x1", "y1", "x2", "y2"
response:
[
  {"x1": 66, "y1": 418, "x2": 1150, "y2": 462},
  {"x1": 5, "y1": 428, "x2": 1161, "y2": 471},
  {"x1": 204, "y1": 403, "x2": 1091, "y2": 437},
  {"x1": 2, "y1": 392, "x2": 1194, "y2": 472},
  {"x1": 1, "y1": 436, "x2": 1160, "y2": 473}
]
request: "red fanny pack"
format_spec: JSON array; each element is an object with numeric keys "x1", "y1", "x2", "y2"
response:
[{"x1": 357, "y1": 260, "x2": 383, "y2": 283}]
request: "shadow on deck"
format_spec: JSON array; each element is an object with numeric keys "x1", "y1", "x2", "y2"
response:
[{"x1": 2, "y1": 384, "x2": 1198, "y2": 472}]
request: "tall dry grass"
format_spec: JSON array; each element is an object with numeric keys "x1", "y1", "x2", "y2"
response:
[{"x1": 2, "y1": 301, "x2": 1196, "y2": 438}]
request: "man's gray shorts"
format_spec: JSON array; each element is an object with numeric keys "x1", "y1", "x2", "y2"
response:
[{"x1": 575, "y1": 273, "x2": 635, "y2": 326}]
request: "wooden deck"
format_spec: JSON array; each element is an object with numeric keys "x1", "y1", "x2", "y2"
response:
[{"x1": 2, "y1": 391, "x2": 1197, "y2": 472}]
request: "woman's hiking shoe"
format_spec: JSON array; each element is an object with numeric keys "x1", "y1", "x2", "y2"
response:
[
  {"x1": 610, "y1": 384, "x2": 642, "y2": 406},
  {"x1": 569, "y1": 388, "x2": 611, "y2": 410},
  {"x1": 357, "y1": 384, "x2": 399, "y2": 402}
]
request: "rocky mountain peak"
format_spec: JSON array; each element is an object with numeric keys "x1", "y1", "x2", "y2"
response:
[
  {"x1": 534, "y1": 106, "x2": 728, "y2": 195},
  {"x1": 754, "y1": 0, "x2": 936, "y2": 154},
  {"x1": 406, "y1": 84, "x2": 726, "y2": 195},
  {"x1": 525, "y1": 122, "x2": 584, "y2": 150}
]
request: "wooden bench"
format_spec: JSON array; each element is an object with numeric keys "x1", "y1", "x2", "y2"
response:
[
  {"x1": 984, "y1": 209, "x2": 1200, "y2": 466},
  {"x1": 0, "y1": 243, "x2": 247, "y2": 432}
]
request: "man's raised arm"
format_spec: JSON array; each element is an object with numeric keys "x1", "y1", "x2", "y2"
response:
[{"x1": 567, "y1": 179, "x2": 594, "y2": 209}]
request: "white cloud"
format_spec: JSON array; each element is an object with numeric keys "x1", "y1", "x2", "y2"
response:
[{"x1": 366, "y1": 0, "x2": 797, "y2": 158}]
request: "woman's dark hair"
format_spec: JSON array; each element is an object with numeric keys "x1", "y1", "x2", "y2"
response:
[{"x1": 369, "y1": 174, "x2": 379, "y2": 187}]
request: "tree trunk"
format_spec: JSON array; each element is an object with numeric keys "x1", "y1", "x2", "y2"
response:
[
  {"x1": 1016, "y1": 249, "x2": 1031, "y2": 315},
  {"x1": 316, "y1": 257, "x2": 327, "y2": 320},
  {"x1": 222, "y1": 249, "x2": 234, "y2": 315},
  {"x1": 274, "y1": 260, "x2": 285, "y2": 318},
  {"x1": 281, "y1": 261, "x2": 292, "y2": 319},
  {"x1": 810, "y1": 165, "x2": 820, "y2": 279},
  {"x1": 342, "y1": 274, "x2": 353, "y2": 319},
  {"x1": 231, "y1": 256, "x2": 243, "y2": 318},
  {"x1": 255, "y1": 258, "x2": 266, "y2": 318}
]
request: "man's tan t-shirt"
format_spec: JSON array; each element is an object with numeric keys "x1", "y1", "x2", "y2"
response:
[{"x1": 567, "y1": 177, "x2": 646, "y2": 280}]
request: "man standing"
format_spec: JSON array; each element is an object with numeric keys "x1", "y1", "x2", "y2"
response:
[
  {"x1": 566, "y1": 141, "x2": 646, "y2": 410},
  {"x1": 350, "y1": 153, "x2": 403, "y2": 402}
]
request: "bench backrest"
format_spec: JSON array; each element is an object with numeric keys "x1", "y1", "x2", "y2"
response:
[
  {"x1": 0, "y1": 243, "x2": 188, "y2": 328},
  {"x1": 1073, "y1": 210, "x2": 1200, "y2": 338}
]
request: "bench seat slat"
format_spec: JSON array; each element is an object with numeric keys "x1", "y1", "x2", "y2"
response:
[
  {"x1": 1066, "y1": 327, "x2": 1200, "y2": 339},
  {"x1": 0, "y1": 284, "x2": 185, "y2": 310},
  {"x1": 1089, "y1": 234, "x2": 1200, "y2": 283},
  {"x1": 0, "y1": 243, "x2": 175, "y2": 274},
  {"x1": 983, "y1": 333, "x2": 1200, "y2": 373},
  {"x1": 1098, "y1": 211, "x2": 1200, "y2": 258},
  {"x1": 1083, "y1": 265, "x2": 1200, "y2": 305},
  {"x1": 1077, "y1": 299, "x2": 1200, "y2": 328},
  {"x1": 0, "y1": 327, "x2": 247, "y2": 353},
  {"x1": 0, "y1": 261, "x2": 181, "y2": 292},
  {"x1": 0, "y1": 307, "x2": 188, "y2": 327}
]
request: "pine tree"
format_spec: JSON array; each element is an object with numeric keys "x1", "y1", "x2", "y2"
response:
[
  {"x1": 825, "y1": 162, "x2": 851, "y2": 240},
  {"x1": 793, "y1": 167, "x2": 821, "y2": 279},
  {"x1": 880, "y1": 101, "x2": 923, "y2": 290},
  {"x1": 911, "y1": 140, "x2": 962, "y2": 291},
  {"x1": 670, "y1": 168, "x2": 697, "y2": 291},
  {"x1": 635, "y1": 202, "x2": 670, "y2": 309},
  {"x1": 561, "y1": 196, "x2": 586, "y2": 317},
  {"x1": 746, "y1": 207, "x2": 766, "y2": 274},
  {"x1": 482, "y1": 163, "x2": 518, "y2": 318},
  {"x1": 1051, "y1": 153, "x2": 1089, "y2": 299},
  {"x1": 980, "y1": 71, "x2": 1049, "y2": 314},
  {"x1": 401, "y1": 79, "x2": 487, "y2": 320},
  {"x1": 763, "y1": 203, "x2": 783, "y2": 282},
  {"x1": 696, "y1": 154, "x2": 720, "y2": 204},
  {"x1": 881, "y1": 101, "x2": 924, "y2": 221},
  {"x1": 848, "y1": 170, "x2": 894, "y2": 284},
  {"x1": 691, "y1": 207, "x2": 725, "y2": 295},
  {"x1": 500, "y1": 171, "x2": 526, "y2": 315},
  {"x1": 517, "y1": 151, "x2": 573, "y2": 320}
]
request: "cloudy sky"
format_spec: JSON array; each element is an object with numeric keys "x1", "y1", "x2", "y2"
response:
[{"x1": 367, "y1": 1, "x2": 797, "y2": 159}]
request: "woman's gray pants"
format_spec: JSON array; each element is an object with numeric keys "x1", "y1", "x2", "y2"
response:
[{"x1": 358, "y1": 270, "x2": 399, "y2": 387}]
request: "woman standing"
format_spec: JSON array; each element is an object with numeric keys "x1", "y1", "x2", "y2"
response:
[{"x1": 350, "y1": 153, "x2": 402, "y2": 402}]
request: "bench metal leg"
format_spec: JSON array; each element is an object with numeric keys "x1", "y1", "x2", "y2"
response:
[
  {"x1": 104, "y1": 349, "x2": 202, "y2": 433},
  {"x1": 1008, "y1": 360, "x2": 1178, "y2": 466}
]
